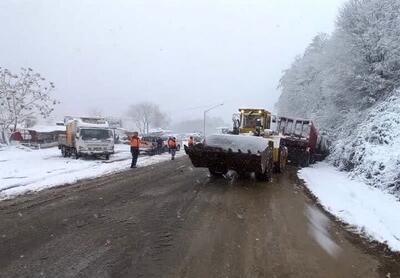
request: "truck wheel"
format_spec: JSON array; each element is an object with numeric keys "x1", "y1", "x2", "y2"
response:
[
  {"x1": 105, "y1": 154, "x2": 110, "y2": 160},
  {"x1": 310, "y1": 154, "x2": 316, "y2": 164},
  {"x1": 74, "y1": 150, "x2": 80, "y2": 159},
  {"x1": 300, "y1": 152, "x2": 310, "y2": 167}
]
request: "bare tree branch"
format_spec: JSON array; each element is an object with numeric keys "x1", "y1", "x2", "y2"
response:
[{"x1": 126, "y1": 102, "x2": 168, "y2": 134}]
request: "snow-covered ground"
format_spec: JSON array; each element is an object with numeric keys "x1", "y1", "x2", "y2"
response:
[
  {"x1": 299, "y1": 162, "x2": 400, "y2": 252},
  {"x1": 330, "y1": 94, "x2": 400, "y2": 197},
  {"x1": 0, "y1": 144, "x2": 184, "y2": 200}
]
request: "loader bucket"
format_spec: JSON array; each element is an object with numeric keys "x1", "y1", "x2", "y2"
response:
[{"x1": 184, "y1": 134, "x2": 272, "y2": 176}]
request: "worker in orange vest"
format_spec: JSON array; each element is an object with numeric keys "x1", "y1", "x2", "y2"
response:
[
  {"x1": 168, "y1": 137, "x2": 177, "y2": 160},
  {"x1": 188, "y1": 136, "x2": 194, "y2": 147},
  {"x1": 130, "y1": 132, "x2": 142, "y2": 168}
]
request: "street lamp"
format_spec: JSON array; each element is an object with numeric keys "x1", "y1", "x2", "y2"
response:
[{"x1": 203, "y1": 103, "x2": 224, "y2": 137}]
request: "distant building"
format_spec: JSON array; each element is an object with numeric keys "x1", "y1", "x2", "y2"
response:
[{"x1": 17, "y1": 125, "x2": 66, "y2": 148}]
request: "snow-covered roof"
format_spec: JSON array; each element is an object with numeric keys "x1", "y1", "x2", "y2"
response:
[
  {"x1": 66, "y1": 118, "x2": 110, "y2": 128},
  {"x1": 27, "y1": 125, "x2": 66, "y2": 133},
  {"x1": 75, "y1": 121, "x2": 110, "y2": 128}
]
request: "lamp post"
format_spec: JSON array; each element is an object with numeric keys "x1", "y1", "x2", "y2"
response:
[{"x1": 203, "y1": 103, "x2": 224, "y2": 137}]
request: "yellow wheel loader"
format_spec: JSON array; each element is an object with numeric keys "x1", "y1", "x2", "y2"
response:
[{"x1": 185, "y1": 109, "x2": 288, "y2": 181}]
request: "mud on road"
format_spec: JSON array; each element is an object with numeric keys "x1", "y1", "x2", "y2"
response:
[{"x1": 0, "y1": 157, "x2": 399, "y2": 278}]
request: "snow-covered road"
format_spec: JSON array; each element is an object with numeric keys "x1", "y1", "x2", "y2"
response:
[
  {"x1": 299, "y1": 162, "x2": 400, "y2": 252},
  {"x1": 0, "y1": 144, "x2": 183, "y2": 200}
]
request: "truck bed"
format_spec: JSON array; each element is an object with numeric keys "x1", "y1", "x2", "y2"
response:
[{"x1": 58, "y1": 134, "x2": 73, "y2": 147}]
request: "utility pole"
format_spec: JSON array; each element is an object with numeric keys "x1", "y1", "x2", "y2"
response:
[{"x1": 203, "y1": 103, "x2": 224, "y2": 137}]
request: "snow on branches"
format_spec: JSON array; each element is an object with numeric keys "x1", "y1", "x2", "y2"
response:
[
  {"x1": 126, "y1": 102, "x2": 168, "y2": 135},
  {"x1": 0, "y1": 67, "x2": 58, "y2": 134},
  {"x1": 276, "y1": 0, "x2": 400, "y2": 194},
  {"x1": 277, "y1": 0, "x2": 400, "y2": 130}
]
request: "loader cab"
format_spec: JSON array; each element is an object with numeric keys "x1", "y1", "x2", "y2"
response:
[{"x1": 238, "y1": 109, "x2": 271, "y2": 134}]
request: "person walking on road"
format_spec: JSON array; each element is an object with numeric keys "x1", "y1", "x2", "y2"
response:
[
  {"x1": 188, "y1": 136, "x2": 194, "y2": 147},
  {"x1": 157, "y1": 137, "x2": 164, "y2": 154},
  {"x1": 168, "y1": 137, "x2": 177, "y2": 160},
  {"x1": 130, "y1": 132, "x2": 142, "y2": 168}
]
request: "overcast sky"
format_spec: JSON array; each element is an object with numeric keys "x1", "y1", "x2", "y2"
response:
[{"x1": 1, "y1": 0, "x2": 346, "y2": 123}]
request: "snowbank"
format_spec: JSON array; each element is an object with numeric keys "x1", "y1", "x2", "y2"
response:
[
  {"x1": 299, "y1": 162, "x2": 400, "y2": 252},
  {"x1": 0, "y1": 145, "x2": 183, "y2": 200},
  {"x1": 331, "y1": 93, "x2": 400, "y2": 196}
]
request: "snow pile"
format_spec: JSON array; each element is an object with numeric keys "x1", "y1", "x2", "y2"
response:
[
  {"x1": 299, "y1": 162, "x2": 400, "y2": 252},
  {"x1": 0, "y1": 145, "x2": 183, "y2": 200},
  {"x1": 204, "y1": 134, "x2": 268, "y2": 153},
  {"x1": 331, "y1": 93, "x2": 400, "y2": 196}
]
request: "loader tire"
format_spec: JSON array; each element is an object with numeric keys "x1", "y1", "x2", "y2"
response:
[
  {"x1": 208, "y1": 167, "x2": 227, "y2": 178},
  {"x1": 255, "y1": 172, "x2": 269, "y2": 182},
  {"x1": 258, "y1": 147, "x2": 273, "y2": 181},
  {"x1": 256, "y1": 160, "x2": 273, "y2": 182},
  {"x1": 276, "y1": 147, "x2": 288, "y2": 173}
]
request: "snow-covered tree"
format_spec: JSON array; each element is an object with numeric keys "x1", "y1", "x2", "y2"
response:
[
  {"x1": 334, "y1": 0, "x2": 400, "y2": 107},
  {"x1": 276, "y1": 0, "x2": 400, "y2": 192},
  {"x1": 277, "y1": 0, "x2": 400, "y2": 132},
  {"x1": 277, "y1": 33, "x2": 332, "y2": 126},
  {"x1": 0, "y1": 67, "x2": 57, "y2": 143}
]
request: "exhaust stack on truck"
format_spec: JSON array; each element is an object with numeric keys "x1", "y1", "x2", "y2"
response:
[{"x1": 58, "y1": 117, "x2": 114, "y2": 160}]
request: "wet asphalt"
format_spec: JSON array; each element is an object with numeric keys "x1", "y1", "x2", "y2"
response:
[{"x1": 0, "y1": 157, "x2": 399, "y2": 278}]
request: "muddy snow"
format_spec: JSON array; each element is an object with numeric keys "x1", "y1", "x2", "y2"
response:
[{"x1": 0, "y1": 144, "x2": 183, "y2": 200}]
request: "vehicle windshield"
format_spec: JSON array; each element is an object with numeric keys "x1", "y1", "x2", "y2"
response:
[
  {"x1": 80, "y1": 129, "x2": 112, "y2": 140},
  {"x1": 242, "y1": 114, "x2": 261, "y2": 128}
]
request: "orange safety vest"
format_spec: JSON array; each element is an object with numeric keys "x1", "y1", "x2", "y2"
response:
[
  {"x1": 168, "y1": 139, "x2": 176, "y2": 148},
  {"x1": 130, "y1": 137, "x2": 141, "y2": 148}
]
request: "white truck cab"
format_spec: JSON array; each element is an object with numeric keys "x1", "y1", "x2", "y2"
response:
[{"x1": 58, "y1": 117, "x2": 114, "y2": 159}]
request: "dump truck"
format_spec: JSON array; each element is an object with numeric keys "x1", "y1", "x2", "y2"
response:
[
  {"x1": 275, "y1": 116, "x2": 329, "y2": 166},
  {"x1": 185, "y1": 109, "x2": 288, "y2": 181},
  {"x1": 58, "y1": 117, "x2": 114, "y2": 159}
]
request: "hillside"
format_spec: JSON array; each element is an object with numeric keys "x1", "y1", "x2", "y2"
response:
[{"x1": 276, "y1": 0, "x2": 400, "y2": 196}]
